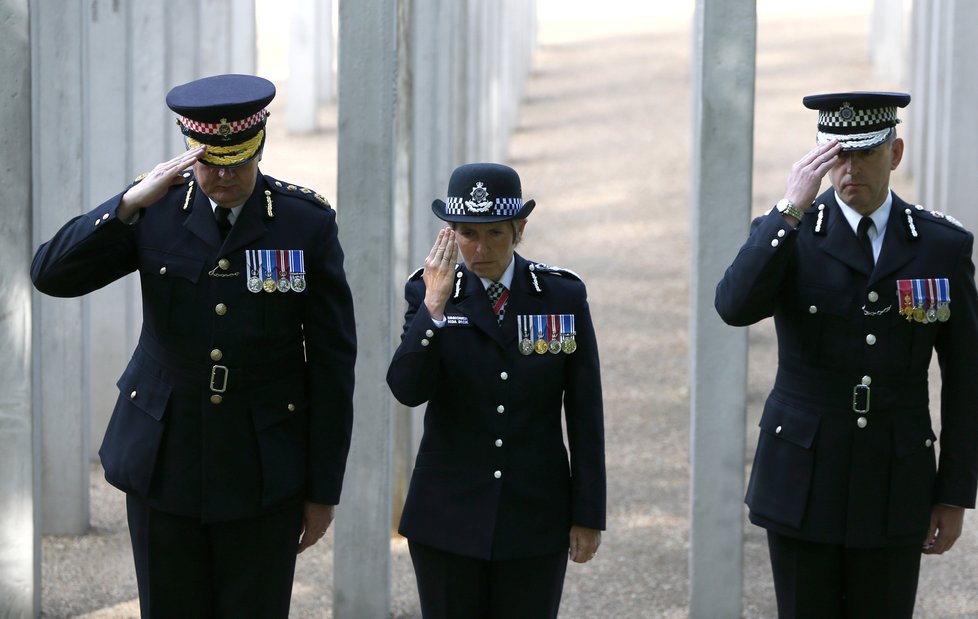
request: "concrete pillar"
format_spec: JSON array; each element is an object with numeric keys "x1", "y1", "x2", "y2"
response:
[
  {"x1": 333, "y1": 0, "x2": 407, "y2": 615},
  {"x1": 871, "y1": 0, "x2": 907, "y2": 83},
  {"x1": 32, "y1": 0, "x2": 91, "y2": 537},
  {"x1": 1, "y1": 2, "x2": 38, "y2": 615},
  {"x1": 288, "y1": 0, "x2": 322, "y2": 133},
  {"x1": 906, "y1": 0, "x2": 930, "y2": 184},
  {"x1": 230, "y1": 0, "x2": 257, "y2": 75},
  {"x1": 689, "y1": 0, "x2": 755, "y2": 616},
  {"x1": 318, "y1": 2, "x2": 335, "y2": 103},
  {"x1": 931, "y1": 0, "x2": 978, "y2": 231}
]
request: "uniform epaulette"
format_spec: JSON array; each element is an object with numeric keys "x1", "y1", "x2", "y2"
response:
[
  {"x1": 264, "y1": 175, "x2": 331, "y2": 209},
  {"x1": 408, "y1": 267, "x2": 424, "y2": 282},
  {"x1": 909, "y1": 204, "x2": 968, "y2": 232},
  {"x1": 529, "y1": 262, "x2": 582, "y2": 281}
]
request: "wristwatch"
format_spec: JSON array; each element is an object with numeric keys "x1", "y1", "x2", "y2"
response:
[{"x1": 776, "y1": 198, "x2": 805, "y2": 221}]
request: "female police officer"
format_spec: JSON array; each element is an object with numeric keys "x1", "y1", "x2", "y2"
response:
[{"x1": 387, "y1": 163, "x2": 606, "y2": 618}]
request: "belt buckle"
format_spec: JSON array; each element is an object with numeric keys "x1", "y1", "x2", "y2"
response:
[
  {"x1": 852, "y1": 383, "x2": 870, "y2": 413},
  {"x1": 210, "y1": 365, "x2": 228, "y2": 393}
]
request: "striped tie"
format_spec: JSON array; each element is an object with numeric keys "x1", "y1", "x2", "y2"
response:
[{"x1": 487, "y1": 281, "x2": 509, "y2": 325}]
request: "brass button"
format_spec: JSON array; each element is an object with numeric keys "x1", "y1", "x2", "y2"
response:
[
  {"x1": 868, "y1": 291, "x2": 879, "y2": 302},
  {"x1": 210, "y1": 394, "x2": 223, "y2": 405},
  {"x1": 130, "y1": 390, "x2": 137, "y2": 399},
  {"x1": 856, "y1": 416, "x2": 868, "y2": 429},
  {"x1": 288, "y1": 403, "x2": 296, "y2": 412},
  {"x1": 159, "y1": 266, "x2": 167, "y2": 275},
  {"x1": 210, "y1": 349, "x2": 223, "y2": 362},
  {"x1": 218, "y1": 258, "x2": 230, "y2": 270},
  {"x1": 215, "y1": 303, "x2": 228, "y2": 316}
]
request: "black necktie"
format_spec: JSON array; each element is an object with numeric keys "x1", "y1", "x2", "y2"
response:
[
  {"x1": 215, "y1": 207, "x2": 232, "y2": 240},
  {"x1": 857, "y1": 216, "x2": 875, "y2": 270},
  {"x1": 487, "y1": 281, "x2": 509, "y2": 325}
]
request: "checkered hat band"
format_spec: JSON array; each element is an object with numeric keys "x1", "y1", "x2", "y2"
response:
[
  {"x1": 178, "y1": 108, "x2": 269, "y2": 136},
  {"x1": 445, "y1": 196, "x2": 524, "y2": 216},
  {"x1": 818, "y1": 106, "x2": 898, "y2": 131}
]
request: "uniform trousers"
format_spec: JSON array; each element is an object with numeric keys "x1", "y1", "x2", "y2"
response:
[
  {"x1": 408, "y1": 540, "x2": 569, "y2": 619},
  {"x1": 126, "y1": 493, "x2": 304, "y2": 619},
  {"x1": 766, "y1": 530, "x2": 922, "y2": 619}
]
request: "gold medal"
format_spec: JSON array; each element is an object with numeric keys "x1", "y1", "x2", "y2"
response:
[
  {"x1": 263, "y1": 278, "x2": 277, "y2": 293},
  {"x1": 937, "y1": 304, "x2": 951, "y2": 322},
  {"x1": 912, "y1": 307, "x2": 925, "y2": 323},
  {"x1": 562, "y1": 337, "x2": 577, "y2": 354},
  {"x1": 534, "y1": 339, "x2": 548, "y2": 354}
]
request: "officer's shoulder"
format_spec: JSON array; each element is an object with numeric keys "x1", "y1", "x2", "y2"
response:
[
  {"x1": 527, "y1": 262, "x2": 583, "y2": 282},
  {"x1": 264, "y1": 174, "x2": 332, "y2": 210},
  {"x1": 907, "y1": 204, "x2": 970, "y2": 235}
]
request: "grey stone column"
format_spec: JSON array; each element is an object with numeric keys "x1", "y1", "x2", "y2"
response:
[
  {"x1": 871, "y1": 0, "x2": 907, "y2": 83},
  {"x1": 1, "y1": 2, "x2": 38, "y2": 615},
  {"x1": 32, "y1": 0, "x2": 91, "y2": 537},
  {"x1": 333, "y1": 0, "x2": 407, "y2": 615},
  {"x1": 288, "y1": 0, "x2": 325, "y2": 133},
  {"x1": 689, "y1": 0, "x2": 755, "y2": 616}
]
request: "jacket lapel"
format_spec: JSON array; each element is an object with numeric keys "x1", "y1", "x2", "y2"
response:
[
  {"x1": 454, "y1": 264, "x2": 510, "y2": 348},
  {"x1": 183, "y1": 176, "x2": 268, "y2": 252},
  {"x1": 184, "y1": 184, "x2": 223, "y2": 247},
  {"x1": 818, "y1": 194, "x2": 873, "y2": 276}
]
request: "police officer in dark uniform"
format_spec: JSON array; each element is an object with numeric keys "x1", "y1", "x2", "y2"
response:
[
  {"x1": 31, "y1": 74, "x2": 356, "y2": 618},
  {"x1": 387, "y1": 163, "x2": 606, "y2": 618},
  {"x1": 716, "y1": 92, "x2": 978, "y2": 617}
]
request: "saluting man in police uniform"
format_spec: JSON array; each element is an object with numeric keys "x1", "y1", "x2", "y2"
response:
[
  {"x1": 32, "y1": 74, "x2": 356, "y2": 618},
  {"x1": 716, "y1": 92, "x2": 978, "y2": 617},
  {"x1": 387, "y1": 163, "x2": 606, "y2": 618}
]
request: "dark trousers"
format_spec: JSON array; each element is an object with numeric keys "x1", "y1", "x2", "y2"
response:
[
  {"x1": 766, "y1": 530, "x2": 922, "y2": 619},
  {"x1": 126, "y1": 494, "x2": 304, "y2": 619},
  {"x1": 408, "y1": 540, "x2": 569, "y2": 619}
]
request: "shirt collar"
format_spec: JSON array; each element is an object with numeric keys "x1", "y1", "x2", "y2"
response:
[
  {"x1": 835, "y1": 189, "x2": 892, "y2": 238},
  {"x1": 479, "y1": 255, "x2": 516, "y2": 291},
  {"x1": 209, "y1": 198, "x2": 244, "y2": 225}
]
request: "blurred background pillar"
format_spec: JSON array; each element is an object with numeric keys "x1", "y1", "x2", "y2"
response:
[{"x1": 688, "y1": 0, "x2": 755, "y2": 616}]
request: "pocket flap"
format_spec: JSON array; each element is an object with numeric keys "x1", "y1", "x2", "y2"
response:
[
  {"x1": 759, "y1": 397, "x2": 820, "y2": 449},
  {"x1": 116, "y1": 359, "x2": 171, "y2": 422},
  {"x1": 140, "y1": 250, "x2": 204, "y2": 284},
  {"x1": 252, "y1": 379, "x2": 308, "y2": 430},
  {"x1": 892, "y1": 417, "x2": 937, "y2": 458}
]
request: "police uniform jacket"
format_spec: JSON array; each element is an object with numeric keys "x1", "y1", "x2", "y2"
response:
[
  {"x1": 31, "y1": 173, "x2": 356, "y2": 522},
  {"x1": 716, "y1": 189, "x2": 978, "y2": 548},
  {"x1": 387, "y1": 253, "x2": 606, "y2": 560}
]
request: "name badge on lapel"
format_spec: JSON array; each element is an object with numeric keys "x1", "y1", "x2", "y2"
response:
[
  {"x1": 245, "y1": 249, "x2": 307, "y2": 293},
  {"x1": 517, "y1": 314, "x2": 576, "y2": 355},
  {"x1": 896, "y1": 278, "x2": 950, "y2": 323}
]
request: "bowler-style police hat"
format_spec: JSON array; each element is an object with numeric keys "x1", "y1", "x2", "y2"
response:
[
  {"x1": 803, "y1": 91, "x2": 910, "y2": 151},
  {"x1": 432, "y1": 163, "x2": 536, "y2": 223},
  {"x1": 166, "y1": 74, "x2": 276, "y2": 167}
]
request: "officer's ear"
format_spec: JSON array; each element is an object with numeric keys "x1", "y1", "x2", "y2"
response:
[{"x1": 890, "y1": 138, "x2": 904, "y2": 170}]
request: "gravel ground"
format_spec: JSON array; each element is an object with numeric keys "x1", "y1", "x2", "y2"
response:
[{"x1": 42, "y1": 6, "x2": 978, "y2": 618}]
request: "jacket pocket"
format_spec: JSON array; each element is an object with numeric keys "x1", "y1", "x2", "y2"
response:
[
  {"x1": 99, "y1": 356, "x2": 172, "y2": 495},
  {"x1": 251, "y1": 378, "x2": 308, "y2": 506},
  {"x1": 746, "y1": 396, "x2": 820, "y2": 528},
  {"x1": 887, "y1": 417, "x2": 938, "y2": 537}
]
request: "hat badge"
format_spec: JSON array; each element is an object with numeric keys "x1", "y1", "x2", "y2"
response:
[
  {"x1": 839, "y1": 103, "x2": 855, "y2": 121},
  {"x1": 465, "y1": 181, "x2": 493, "y2": 213},
  {"x1": 217, "y1": 118, "x2": 232, "y2": 139}
]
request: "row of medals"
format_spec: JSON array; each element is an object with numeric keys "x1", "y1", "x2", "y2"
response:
[
  {"x1": 248, "y1": 273, "x2": 306, "y2": 294},
  {"x1": 900, "y1": 297, "x2": 950, "y2": 323},
  {"x1": 519, "y1": 334, "x2": 577, "y2": 356}
]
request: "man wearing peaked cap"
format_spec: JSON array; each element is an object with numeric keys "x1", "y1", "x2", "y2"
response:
[
  {"x1": 31, "y1": 74, "x2": 356, "y2": 618},
  {"x1": 388, "y1": 162, "x2": 606, "y2": 618},
  {"x1": 717, "y1": 91, "x2": 978, "y2": 617}
]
